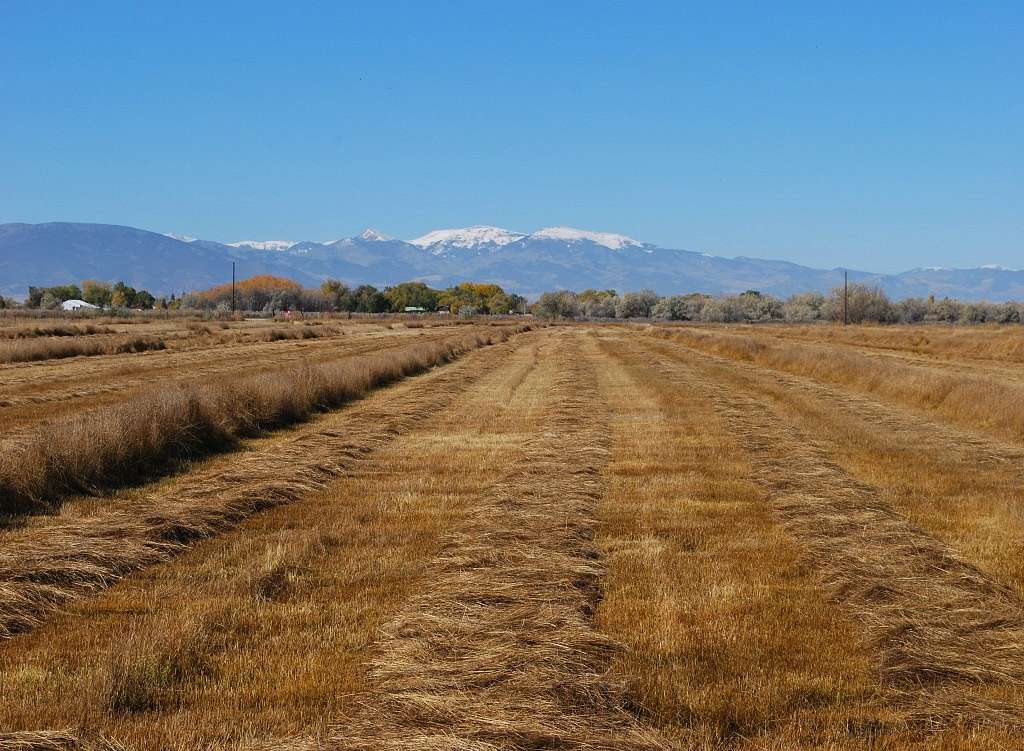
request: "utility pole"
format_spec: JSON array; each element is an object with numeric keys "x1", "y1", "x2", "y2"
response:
[
  {"x1": 231, "y1": 262, "x2": 236, "y2": 314},
  {"x1": 843, "y1": 269, "x2": 848, "y2": 326}
]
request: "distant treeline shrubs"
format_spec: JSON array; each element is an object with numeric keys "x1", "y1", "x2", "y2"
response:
[
  {"x1": 10, "y1": 275, "x2": 1024, "y2": 324},
  {"x1": 25, "y1": 280, "x2": 157, "y2": 310},
  {"x1": 535, "y1": 285, "x2": 1024, "y2": 324},
  {"x1": 180, "y1": 276, "x2": 527, "y2": 316}
]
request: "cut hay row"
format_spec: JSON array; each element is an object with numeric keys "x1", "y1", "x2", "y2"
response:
[
  {"x1": 641, "y1": 341, "x2": 1024, "y2": 728},
  {"x1": 0, "y1": 321, "x2": 417, "y2": 391},
  {"x1": 591, "y1": 332, "x2": 882, "y2": 748},
  {"x1": 645, "y1": 335, "x2": 1024, "y2": 484},
  {"x1": 322, "y1": 333, "x2": 664, "y2": 750},
  {"x1": 649, "y1": 326, "x2": 1024, "y2": 444},
  {"x1": 0, "y1": 328, "x2": 457, "y2": 428},
  {"x1": 0, "y1": 323, "x2": 116, "y2": 340},
  {"x1": 0, "y1": 327, "x2": 527, "y2": 514},
  {"x1": 762, "y1": 323, "x2": 1024, "y2": 365},
  {"x1": 0, "y1": 336, "x2": 548, "y2": 747},
  {"x1": 0, "y1": 331, "x2": 532, "y2": 640},
  {"x1": 0, "y1": 335, "x2": 166, "y2": 364}
]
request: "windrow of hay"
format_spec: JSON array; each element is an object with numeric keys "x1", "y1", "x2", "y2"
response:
[
  {"x1": 644, "y1": 341, "x2": 1024, "y2": 729},
  {"x1": 649, "y1": 326, "x2": 1024, "y2": 442},
  {"x1": 591, "y1": 333, "x2": 883, "y2": 748},
  {"x1": 0, "y1": 326, "x2": 529, "y2": 514},
  {"x1": 0, "y1": 323, "x2": 115, "y2": 339},
  {"x1": 0, "y1": 337, "x2": 545, "y2": 747},
  {"x1": 0, "y1": 335, "x2": 166, "y2": 364},
  {"x1": 762, "y1": 323, "x2": 1024, "y2": 364},
  {"x1": 324, "y1": 333, "x2": 664, "y2": 750},
  {"x1": 0, "y1": 330, "x2": 532, "y2": 639},
  {"x1": 0, "y1": 326, "x2": 455, "y2": 422}
]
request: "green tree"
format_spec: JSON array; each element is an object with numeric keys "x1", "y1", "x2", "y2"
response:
[
  {"x1": 82, "y1": 279, "x2": 113, "y2": 308},
  {"x1": 533, "y1": 290, "x2": 581, "y2": 319},
  {"x1": 111, "y1": 281, "x2": 138, "y2": 308},
  {"x1": 134, "y1": 289, "x2": 156, "y2": 309},
  {"x1": 353, "y1": 284, "x2": 388, "y2": 313},
  {"x1": 320, "y1": 279, "x2": 355, "y2": 311},
  {"x1": 385, "y1": 282, "x2": 439, "y2": 312}
]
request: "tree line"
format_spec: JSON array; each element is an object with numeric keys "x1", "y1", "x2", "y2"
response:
[
  {"x1": 534, "y1": 284, "x2": 1024, "y2": 324},
  {"x1": 23, "y1": 280, "x2": 157, "y2": 310},
  {"x1": 9, "y1": 276, "x2": 1024, "y2": 325},
  {"x1": 182, "y1": 277, "x2": 527, "y2": 315}
]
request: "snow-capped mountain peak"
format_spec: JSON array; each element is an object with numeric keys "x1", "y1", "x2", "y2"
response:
[
  {"x1": 359, "y1": 228, "x2": 393, "y2": 242},
  {"x1": 410, "y1": 225, "x2": 526, "y2": 252},
  {"x1": 228, "y1": 240, "x2": 296, "y2": 251},
  {"x1": 530, "y1": 226, "x2": 643, "y2": 250},
  {"x1": 164, "y1": 232, "x2": 197, "y2": 243}
]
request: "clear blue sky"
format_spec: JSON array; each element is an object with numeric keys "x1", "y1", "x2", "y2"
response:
[{"x1": 1, "y1": 1, "x2": 1020, "y2": 272}]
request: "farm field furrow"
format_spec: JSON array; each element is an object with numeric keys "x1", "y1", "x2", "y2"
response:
[{"x1": 0, "y1": 330, "x2": 544, "y2": 748}]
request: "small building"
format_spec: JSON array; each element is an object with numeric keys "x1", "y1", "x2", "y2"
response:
[
  {"x1": 61, "y1": 299, "x2": 99, "y2": 311},
  {"x1": 404, "y1": 306, "x2": 427, "y2": 313}
]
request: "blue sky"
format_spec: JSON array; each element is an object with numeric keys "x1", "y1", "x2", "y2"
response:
[{"x1": 1, "y1": 1, "x2": 1020, "y2": 272}]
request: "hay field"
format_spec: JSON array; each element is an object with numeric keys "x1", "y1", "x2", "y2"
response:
[{"x1": 2, "y1": 320, "x2": 1024, "y2": 749}]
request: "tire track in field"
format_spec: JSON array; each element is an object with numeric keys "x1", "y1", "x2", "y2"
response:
[
  {"x1": 634, "y1": 338, "x2": 1024, "y2": 729},
  {"x1": 325, "y1": 331, "x2": 664, "y2": 750},
  {"x1": 0, "y1": 332, "x2": 530, "y2": 639}
]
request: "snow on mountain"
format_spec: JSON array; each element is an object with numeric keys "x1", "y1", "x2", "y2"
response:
[
  {"x1": 359, "y1": 228, "x2": 393, "y2": 242},
  {"x1": 228, "y1": 240, "x2": 296, "y2": 251},
  {"x1": 410, "y1": 225, "x2": 526, "y2": 252},
  {"x1": 529, "y1": 226, "x2": 644, "y2": 250},
  {"x1": 164, "y1": 232, "x2": 197, "y2": 243}
]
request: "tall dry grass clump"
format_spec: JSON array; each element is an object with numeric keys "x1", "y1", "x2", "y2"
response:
[
  {"x1": 0, "y1": 335, "x2": 165, "y2": 364},
  {"x1": 0, "y1": 327, "x2": 525, "y2": 514}
]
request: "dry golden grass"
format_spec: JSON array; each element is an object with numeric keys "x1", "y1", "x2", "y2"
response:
[
  {"x1": 0, "y1": 332, "x2": 547, "y2": 748},
  {"x1": 650, "y1": 325, "x2": 1024, "y2": 443},
  {"x1": 5, "y1": 323, "x2": 1024, "y2": 750},
  {"x1": 763, "y1": 322, "x2": 1024, "y2": 364},
  {"x1": 0, "y1": 328, "x2": 520, "y2": 514},
  {"x1": 0, "y1": 335, "x2": 166, "y2": 364},
  {"x1": 592, "y1": 332, "x2": 884, "y2": 748},
  {"x1": 0, "y1": 323, "x2": 115, "y2": 339},
  {"x1": 0, "y1": 330, "x2": 533, "y2": 640},
  {"x1": 0, "y1": 325, "x2": 452, "y2": 435},
  {"x1": 634, "y1": 330, "x2": 1024, "y2": 746},
  {"x1": 325, "y1": 331, "x2": 662, "y2": 750}
]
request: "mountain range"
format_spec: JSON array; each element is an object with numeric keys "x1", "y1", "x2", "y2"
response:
[{"x1": 1, "y1": 221, "x2": 1021, "y2": 302}]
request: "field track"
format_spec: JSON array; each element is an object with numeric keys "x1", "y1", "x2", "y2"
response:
[{"x1": 3, "y1": 324, "x2": 1024, "y2": 750}]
